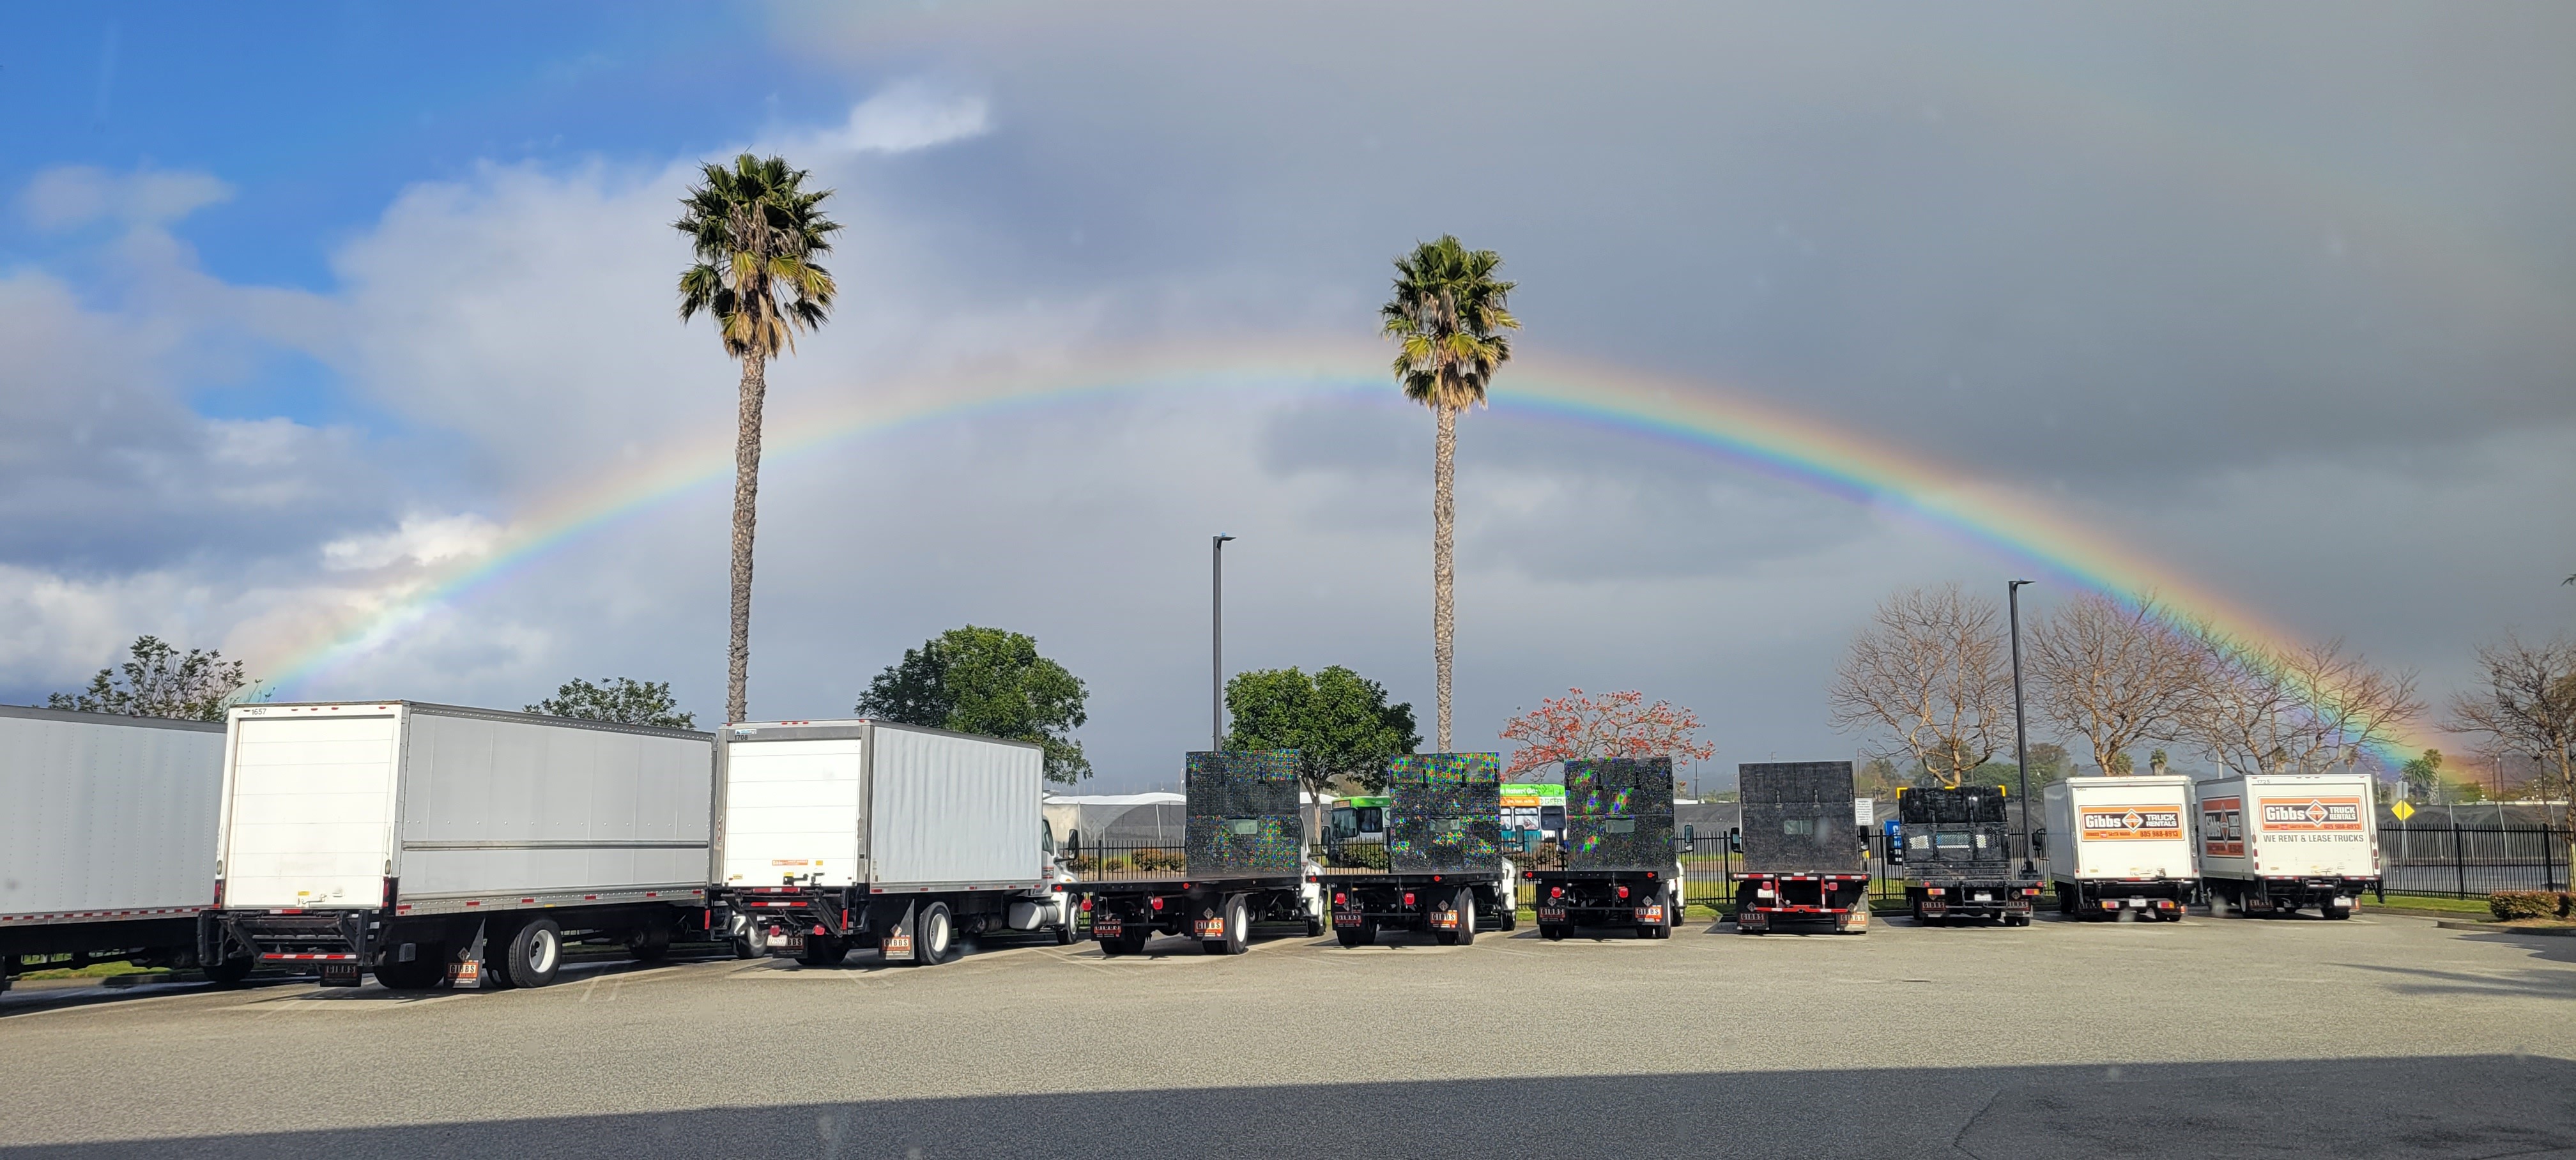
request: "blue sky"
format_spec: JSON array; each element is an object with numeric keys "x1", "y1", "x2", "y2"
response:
[{"x1": 1, "y1": 4, "x2": 2570, "y2": 788}]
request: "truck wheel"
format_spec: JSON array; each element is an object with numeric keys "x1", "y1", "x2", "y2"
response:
[
  {"x1": 1057, "y1": 919, "x2": 1078, "y2": 945},
  {"x1": 1540, "y1": 924, "x2": 1567, "y2": 942},
  {"x1": 1336, "y1": 926, "x2": 1373, "y2": 948},
  {"x1": 203, "y1": 953, "x2": 256, "y2": 987},
  {"x1": 797, "y1": 936, "x2": 848, "y2": 966},
  {"x1": 1499, "y1": 903, "x2": 1519, "y2": 932},
  {"x1": 375, "y1": 944, "x2": 446, "y2": 991},
  {"x1": 1305, "y1": 915, "x2": 1324, "y2": 938},
  {"x1": 907, "y1": 903, "x2": 958, "y2": 966},
  {"x1": 1117, "y1": 929, "x2": 1151, "y2": 956},
  {"x1": 1455, "y1": 891, "x2": 1478, "y2": 946},
  {"x1": 2324, "y1": 903, "x2": 2352, "y2": 920},
  {"x1": 491, "y1": 919, "x2": 563, "y2": 989},
  {"x1": 1211, "y1": 896, "x2": 1250, "y2": 956}
]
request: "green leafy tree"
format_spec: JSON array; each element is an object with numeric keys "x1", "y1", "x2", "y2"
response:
[
  {"x1": 857, "y1": 626, "x2": 1092, "y2": 783},
  {"x1": 48, "y1": 636, "x2": 257, "y2": 722},
  {"x1": 1963, "y1": 741, "x2": 2069, "y2": 794},
  {"x1": 1381, "y1": 236, "x2": 1519, "y2": 751},
  {"x1": 526, "y1": 678, "x2": 696, "y2": 729},
  {"x1": 677, "y1": 153, "x2": 841, "y2": 724},
  {"x1": 1225, "y1": 665, "x2": 1422, "y2": 803}
]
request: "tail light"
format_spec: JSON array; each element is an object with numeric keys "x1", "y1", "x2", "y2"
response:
[
  {"x1": 1402, "y1": 892, "x2": 1415, "y2": 907},
  {"x1": 211, "y1": 879, "x2": 225, "y2": 907},
  {"x1": 1616, "y1": 885, "x2": 1629, "y2": 899},
  {"x1": 1549, "y1": 887, "x2": 1563, "y2": 899},
  {"x1": 1148, "y1": 897, "x2": 1164, "y2": 912},
  {"x1": 1080, "y1": 898, "x2": 1093, "y2": 912},
  {"x1": 1332, "y1": 892, "x2": 1347, "y2": 905}
]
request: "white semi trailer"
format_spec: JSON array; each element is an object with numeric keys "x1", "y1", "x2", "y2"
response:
[
  {"x1": 2038, "y1": 775, "x2": 2198, "y2": 922},
  {"x1": 2193, "y1": 772, "x2": 2382, "y2": 919},
  {"x1": 1, "y1": 705, "x2": 226, "y2": 991},
  {"x1": 204, "y1": 701, "x2": 717, "y2": 989},
  {"x1": 711, "y1": 719, "x2": 1074, "y2": 966}
]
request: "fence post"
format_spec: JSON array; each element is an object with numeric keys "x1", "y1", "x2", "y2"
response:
[{"x1": 2452, "y1": 823, "x2": 2466, "y2": 899}]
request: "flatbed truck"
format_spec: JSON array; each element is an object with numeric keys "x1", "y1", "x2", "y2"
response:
[
  {"x1": 2193, "y1": 771, "x2": 2383, "y2": 919},
  {"x1": 1530, "y1": 756, "x2": 1682, "y2": 940},
  {"x1": 1734, "y1": 761, "x2": 1869, "y2": 935},
  {"x1": 1067, "y1": 751, "x2": 1324, "y2": 956},
  {"x1": 1324, "y1": 753, "x2": 1516, "y2": 946},
  {"x1": 1892, "y1": 783, "x2": 2037, "y2": 926}
]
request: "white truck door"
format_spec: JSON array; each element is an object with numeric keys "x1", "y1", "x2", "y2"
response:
[
  {"x1": 221, "y1": 712, "x2": 401, "y2": 908},
  {"x1": 722, "y1": 738, "x2": 864, "y2": 887}
]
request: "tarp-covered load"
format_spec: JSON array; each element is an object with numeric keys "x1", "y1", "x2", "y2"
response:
[
  {"x1": 1387, "y1": 752, "x2": 1503, "y2": 874},
  {"x1": 1184, "y1": 750, "x2": 1303, "y2": 874},
  {"x1": 1894, "y1": 784, "x2": 2013, "y2": 873},
  {"x1": 1739, "y1": 761, "x2": 1861, "y2": 874},
  {"x1": 1564, "y1": 756, "x2": 1676, "y2": 871}
]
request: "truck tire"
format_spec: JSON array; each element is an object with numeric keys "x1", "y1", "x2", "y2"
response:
[
  {"x1": 375, "y1": 944, "x2": 446, "y2": 991},
  {"x1": 627, "y1": 923, "x2": 671, "y2": 962},
  {"x1": 1336, "y1": 925, "x2": 1374, "y2": 948},
  {"x1": 907, "y1": 902, "x2": 958, "y2": 966},
  {"x1": 490, "y1": 918, "x2": 564, "y2": 989},
  {"x1": 797, "y1": 936, "x2": 848, "y2": 966},
  {"x1": 2324, "y1": 903, "x2": 2352, "y2": 920},
  {"x1": 203, "y1": 953, "x2": 256, "y2": 988},
  {"x1": 1206, "y1": 896, "x2": 1250, "y2": 956},
  {"x1": 1499, "y1": 901, "x2": 1519, "y2": 932},
  {"x1": 1057, "y1": 917, "x2": 1078, "y2": 945},
  {"x1": 1540, "y1": 924, "x2": 1567, "y2": 942},
  {"x1": 1305, "y1": 915, "x2": 1324, "y2": 938},
  {"x1": 1116, "y1": 928, "x2": 1151, "y2": 956},
  {"x1": 1455, "y1": 891, "x2": 1478, "y2": 946}
]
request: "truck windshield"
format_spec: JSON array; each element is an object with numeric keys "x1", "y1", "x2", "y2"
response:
[{"x1": 1783, "y1": 818, "x2": 1816, "y2": 836}]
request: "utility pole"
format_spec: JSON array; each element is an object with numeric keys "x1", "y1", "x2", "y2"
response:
[
  {"x1": 2009, "y1": 579, "x2": 2036, "y2": 875},
  {"x1": 1213, "y1": 534, "x2": 1234, "y2": 752}
]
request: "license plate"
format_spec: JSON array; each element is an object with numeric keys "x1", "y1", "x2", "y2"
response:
[
  {"x1": 321, "y1": 963, "x2": 362, "y2": 987},
  {"x1": 1537, "y1": 906, "x2": 1567, "y2": 922},
  {"x1": 1091, "y1": 921, "x2": 1121, "y2": 938},
  {"x1": 446, "y1": 959, "x2": 480, "y2": 986},
  {"x1": 1333, "y1": 912, "x2": 1363, "y2": 927},
  {"x1": 1193, "y1": 918, "x2": 1225, "y2": 938},
  {"x1": 1972, "y1": 893, "x2": 1991, "y2": 903},
  {"x1": 2332, "y1": 897, "x2": 2352, "y2": 907},
  {"x1": 2126, "y1": 897, "x2": 2145, "y2": 908},
  {"x1": 1634, "y1": 905, "x2": 1664, "y2": 924},
  {"x1": 1431, "y1": 910, "x2": 1459, "y2": 929},
  {"x1": 882, "y1": 931, "x2": 913, "y2": 958}
]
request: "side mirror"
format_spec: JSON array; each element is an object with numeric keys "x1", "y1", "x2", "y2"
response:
[
  {"x1": 2031, "y1": 829, "x2": 2048, "y2": 859},
  {"x1": 1683, "y1": 825, "x2": 1696, "y2": 844},
  {"x1": 1726, "y1": 827, "x2": 1742, "y2": 854}
]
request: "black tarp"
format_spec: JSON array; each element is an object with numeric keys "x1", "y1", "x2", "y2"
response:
[
  {"x1": 1387, "y1": 753, "x2": 1504, "y2": 874},
  {"x1": 1738, "y1": 761, "x2": 1862, "y2": 874},
  {"x1": 1564, "y1": 757, "x2": 1676, "y2": 871},
  {"x1": 1184, "y1": 751, "x2": 1303, "y2": 874}
]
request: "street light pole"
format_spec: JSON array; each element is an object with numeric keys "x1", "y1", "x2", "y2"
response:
[
  {"x1": 1213, "y1": 534, "x2": 1234, "y2": 752},
  {"x1": 2009, "y1": 579, "x2": 2036, "y2": 875}
]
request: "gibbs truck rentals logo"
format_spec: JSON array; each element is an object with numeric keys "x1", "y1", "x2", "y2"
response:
[
  {"x1": 2079, "y1": 805, "x2": 2184, "y2": 841},
  {"x1": 2260, "y1": 797, "x2": 2365, "y2": 833}
]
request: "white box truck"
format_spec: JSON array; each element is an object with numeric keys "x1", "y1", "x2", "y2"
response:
[
  {"x1": 2193, "y1": 772, "x2": 2382, "y2": 919},
  {"x1": 204, "y1": 701, "x2": 716, "y2": 989},
  {"x1": 1, "y1": 705, "x2": 226, "y2": 991},
  {"x1": 2037, "y1": 775, "x2": 2198, "y2": 922},
  {"x1": 712, "y1": 719, "x2": 1074, "y2": 967}
]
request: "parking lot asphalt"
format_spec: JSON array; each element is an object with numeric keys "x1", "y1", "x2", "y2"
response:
[{"x1": 3, "y1": 912, "x2": 2571, "y2": 1159}]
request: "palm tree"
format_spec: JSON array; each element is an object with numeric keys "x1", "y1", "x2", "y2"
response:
[
  {"x1": 677, "y1": 154, "x2": 840, "y2": 724},
  {"x1": 1381, "y1": 236, "x2": 1519, "y2": 749}
]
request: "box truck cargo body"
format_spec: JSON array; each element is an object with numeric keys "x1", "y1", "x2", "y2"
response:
[
  {"x1": 2039, "y1": 775, "x2": 2196, "y2": 921},
  {"x1": 1, "y1": 705, "x2": 225, "y2": 991},
  {"x1": 1324, "y1": 754, "x2": 1517, "y2": 947},
  {"x1": 1530, "y1": 757, "x2": 1683, "y2": 940},
  {"x1": 1892, "y1": 784, "x2": 2038, "y2": 926},
  {"x1": 205, "y1": 702, "x2": 716, "y2": 989},
  {"x1": 1733, "y1": 761, "x2": 1870, "y2": 934},
  {"x1": 711, "y1": 719, "x2": 1072, "y2": 966},
  {"x1": 2193, "y1": 772, "x2": 2382, "y2": 918},
  {"x1": 1073, "y1": 751, "x2": 1324, "y2": 956}
]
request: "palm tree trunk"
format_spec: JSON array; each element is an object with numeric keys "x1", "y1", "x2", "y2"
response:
[
  {"x1": 1433, "y1": 402, "x2": 1456, "y2": 751},
  {"x1": 726, "y1": 351, "x2": 767, "y2": 724}
]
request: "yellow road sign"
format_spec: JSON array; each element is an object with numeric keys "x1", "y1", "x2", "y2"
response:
[{"x1": 2391, "y1": 800, "x2": 2416, "y2": 821}]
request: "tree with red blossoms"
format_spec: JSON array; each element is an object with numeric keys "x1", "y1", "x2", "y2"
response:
[{"x1": 1498, "y1": 688, "x2": 1717, "y2": 779}]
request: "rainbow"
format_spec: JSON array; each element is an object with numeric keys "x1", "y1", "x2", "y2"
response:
[{"x1": 259, "y1": 337, "x2": 2428, "y2": 763}]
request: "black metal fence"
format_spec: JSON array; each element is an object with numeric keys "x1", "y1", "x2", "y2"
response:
[{"x1": 1064, "y1": 827, "x2": 2570, "y2": 905}]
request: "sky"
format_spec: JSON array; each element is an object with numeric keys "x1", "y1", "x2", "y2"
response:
[{"x1": 1, "y1": 2, "x2": 2570, "y2": 792}]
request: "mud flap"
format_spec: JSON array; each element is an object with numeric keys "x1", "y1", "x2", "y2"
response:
[
  {"x1": 877, "y1": 901, "x2": 919, "y2": 962},
  {"x1": 445, "y1": 921, "x2": 488, "y2": 988},
  {"x1": 1836, "y1": 906, "x2": 1870, "y2": 933}
]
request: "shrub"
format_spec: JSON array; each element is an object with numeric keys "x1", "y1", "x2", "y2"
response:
[
  {"x1": 2488, "y1": 891, "x2": 2561, "y2": 921},
  {"x1": 1330, "y1": 844, "x2": 1390, "y2": 871},
  {"x1": 1127, "y1": 848, "x2": 1184, "y2": 873}
]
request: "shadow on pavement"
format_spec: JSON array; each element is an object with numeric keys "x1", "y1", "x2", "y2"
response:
[{"x1": 3, "y1": 1055, "x2": 2568, "y2": 1159}]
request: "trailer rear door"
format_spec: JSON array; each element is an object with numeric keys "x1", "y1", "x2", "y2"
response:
[
  {"x1": 220, "y1": 709, "x2": 401, "y2": 908},
  {"x1": 721, "y1": 737, "x2": 864, "y2": 887}
]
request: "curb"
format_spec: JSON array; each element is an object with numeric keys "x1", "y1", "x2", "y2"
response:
[{"x1": 2436, "y1": 919, "x2": 2576, "y2": 936}]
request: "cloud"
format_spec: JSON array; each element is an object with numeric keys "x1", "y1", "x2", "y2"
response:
[
  {"x1": 799, "y1": 83, "x2": 991, "y2": 155},
  {"x1": 20, "y1": 165, "x2": 233, "y2": 232}
]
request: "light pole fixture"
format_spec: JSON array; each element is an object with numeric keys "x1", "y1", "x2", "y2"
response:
[
  {"x1": 1213, "y1": 534, "x2": 1235, "y2": 752},
  {"x1": 2009, "y1": 578, "x2": 2036, "y2": 876}
]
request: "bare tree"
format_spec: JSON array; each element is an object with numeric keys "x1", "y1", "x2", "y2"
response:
[
  {"x1": 2447, "y1": 632, "x2": 2576, "y2": 814},
  {"x1": 2177, "y1": 627, "x2": 2420, "y2": 777},
  {"x1": 1828, "y1": 584, "x2": 2016, "y2": 788},
  {"x1": 2026, "y1": 591, "x2": 2206, "y2": 775}
]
